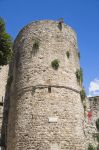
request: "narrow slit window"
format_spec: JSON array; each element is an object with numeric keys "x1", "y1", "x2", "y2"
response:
[{"x1": 48, "y1": 86, "x2": 51, "y2": 93}]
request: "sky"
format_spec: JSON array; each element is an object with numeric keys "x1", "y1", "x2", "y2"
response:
[{"x1": 0, "y1": 0, "x2": 99, "y2": 97}]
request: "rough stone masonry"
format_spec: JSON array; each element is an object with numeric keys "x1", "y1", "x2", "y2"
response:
[{"x1": 0, "y1": 20, "x2": 99, "y2": 150}]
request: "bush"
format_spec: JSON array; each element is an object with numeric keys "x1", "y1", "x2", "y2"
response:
[
  {"x1": 88, "y1": 144, "x2": 96, "y2": 150},
  {"x1": 66, "y1": 51, "x2": 70, "y2": 58},
  {"x1": 51, "y1": 59, "x2": 60, "y2": 70},
  {"x1": 80, "y1": 89, "x2": 86, "y2": 101},
  {"x1": 75, "y1": 68, "x2": 83, "y2": 85},
  {"x1": 96, "y1": 119, "x2": 99, "y2": 131}
]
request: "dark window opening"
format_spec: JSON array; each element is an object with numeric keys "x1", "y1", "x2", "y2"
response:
[{"x1": 48, "y1": 86, "x2": 51, "y2": 93}]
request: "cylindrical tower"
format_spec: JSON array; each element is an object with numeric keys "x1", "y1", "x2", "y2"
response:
[{"x1": 7, "y1": 20, "x2": 86, "y2": 150}]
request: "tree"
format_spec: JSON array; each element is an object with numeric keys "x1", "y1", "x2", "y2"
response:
[{"x1": 0, "y1": 17, "x2": 13, "y2": 66}]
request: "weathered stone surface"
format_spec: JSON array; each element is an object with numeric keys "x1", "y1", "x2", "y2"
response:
[
  {"x1": 0, "y1": 20, "x2": 99, "y2": 150},
  {"x1": 84, "y1": 96, "x2": 99, "y2": 149},
  {"x1": 0, "y1": 66, "x2": 8, "y2": 129},
  {"x1": 5, "y1": 20, "x2": 86, "y2": 150},
  {"x1": 0, "y1": 66, "x2": 8, "y2": 150}
]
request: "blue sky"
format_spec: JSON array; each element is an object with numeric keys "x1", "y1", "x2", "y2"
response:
[{"x1": 0, "y1": 0, "x2": 99, "y2": 96}]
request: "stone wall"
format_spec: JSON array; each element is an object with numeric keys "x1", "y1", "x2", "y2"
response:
[
  {"x1": 0, "y1": 66, "x2": 8, "y2": 131},
  {"x1": 0, "y1": 65, "x2": 8, "y2": 150},
  {"x1": 5, "y1": 20, "x2": 86, "y2": 150},
  {"x1": 84, "y1": 96, "x2": 99, "y2": 149}
]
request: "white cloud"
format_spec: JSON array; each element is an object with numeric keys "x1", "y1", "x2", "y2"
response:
[{"x1": 88, "y1": 78, "x2": 99, "y2": 97}]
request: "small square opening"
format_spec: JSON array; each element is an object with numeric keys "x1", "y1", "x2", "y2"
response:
[{"x1": 48, "y1": 86, "x2": 51, "y2": 93}]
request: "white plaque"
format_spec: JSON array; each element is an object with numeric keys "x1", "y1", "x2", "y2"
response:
[
  {"x1": 51, "y1": 143, "x2": 59, "y2": 150},
  {"x1": 48, "y1": 117, "x2": 58, "y2": 123}
]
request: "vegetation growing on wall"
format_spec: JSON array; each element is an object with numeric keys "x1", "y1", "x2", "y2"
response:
[
  {"x1": 96, "y1": 134, "x2": 99, "y2": 143},
  {"x1": 82, "y1": 100, "x2": 87, "y2": 111},
  {"x1": 80, "y1": 89, "x2": 86, "y2": 101},
  {"x1": 58, "y1": 22, "x2": 62, "y2": 31},
  {"x1": 66, "y1": 51, "x2": 70, "y2": 58},
  {"x1": 58, "y1": 18, "x2": 64, "y2": 31},
  {"x1": 0, "y1": 17, "x2": 13, "y2": 66},
  {"x1": 75, "y1": 68, "x2": 83, "y2": 86},
  {"x1": 88, "y1": 144, "x2": 96, "y2": 150},
  {"x1": 80, "y1": 88, "x2": 87, "y2": 112},
  {"x1": 33, "y1": 41, "x2": 39, "y2": 49},
  {"x1": 97, "y1": 144, "x2": 99, "y2": 150},
  {"x1": 96, "y1": 118, "x2": 99, "y2": 131},
  {"x1": 51, "y1": 59, "x2": 60, "y2": 70},
  {"x1": 32, "y1": 40, "x2": 39, "y2": 55}
]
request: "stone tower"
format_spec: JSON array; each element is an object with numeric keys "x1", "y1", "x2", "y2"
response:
[{"x1": 4, "y1": 20, "x2": 86, "y2": 150}]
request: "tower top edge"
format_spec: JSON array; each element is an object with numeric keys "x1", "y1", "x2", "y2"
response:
[{"x1": 17, "y1": 19, "x2": 77, "y2": 37}]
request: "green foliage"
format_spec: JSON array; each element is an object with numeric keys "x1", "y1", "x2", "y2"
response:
[
  {"x1": 80, "y1": 89, "x2": 86, "y2": 101},
  {"x1": 0, "y1": 17, "x2": 5, "y2": 33},
  {"x1": 83, "y1": 100, "x2": 87, "y2": 111},
  {"x1": 96, "y1": 134, "x2": 99, "y2": 143},
  {"x1": 0, "y1": 17, "x2": 13, "y2": 66},
  {"x1": 88, "y1": 144, "x2": 96, "y2": 150},
  {"x1": 7, "y1": 75, "x2": 13, "y2": 87},
  {"x1": 97, "y1": 144, "x2": 99, "y2": 150},
  {"x1": 58, "y1": 22, "x2": 62, "y2": 31},
  {"x1": 66, "y1": 51, "x2": 70, "y2": 58},
  {"x1": 33, "y1": 41, "x2": 39, "y2": 49},
  {"x1": 96, "y1": 118, "x2": 99, "y2": 131},
  {"x1": 58, "y1": 18, "x2": 64, "y2": 31},
  {"x1": 51, "y1": 59, "x2": 60, "y2": 70},
  {"x1": 75, "y1": 68, "x2": 83, "y2": 85}
]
